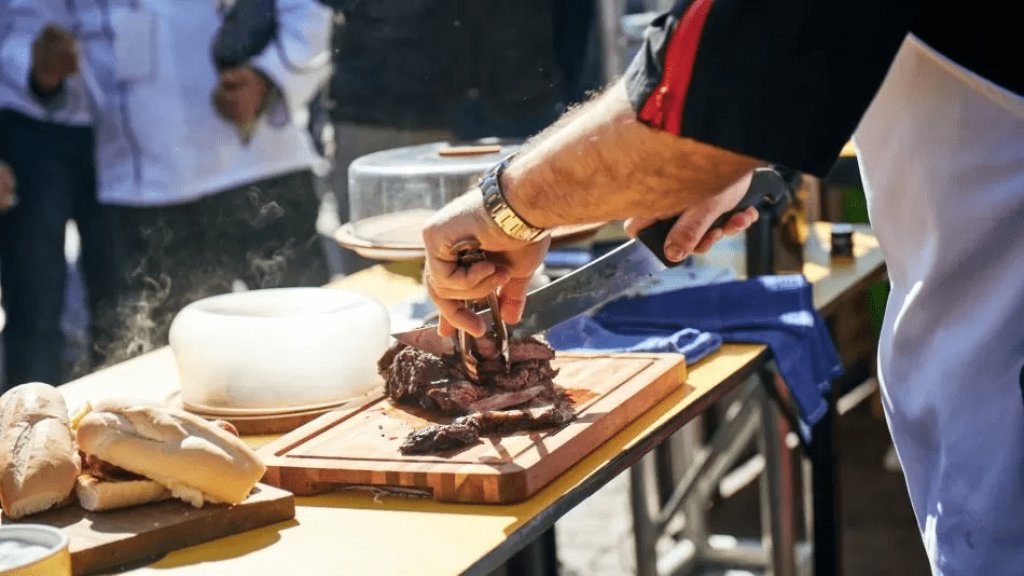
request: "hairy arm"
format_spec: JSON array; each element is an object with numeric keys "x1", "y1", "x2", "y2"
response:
[
  {"x1": 502, "y1": 81, "x2": 763, "y2": 228},
  {"x1": 422, "y1": 80, "x2": 762, "y2": 336}
]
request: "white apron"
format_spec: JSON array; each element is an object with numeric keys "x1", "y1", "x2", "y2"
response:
[{"x1": 855, "y1": 35, "x2": 1024, "y2": 574}]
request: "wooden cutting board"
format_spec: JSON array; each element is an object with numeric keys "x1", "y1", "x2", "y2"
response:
[
  {"x1": 0, "y1": 483, "x2": 294, "y2": 575},
  {"x1": 260, "y1": 353, "x2": 685, "y2": 504}
]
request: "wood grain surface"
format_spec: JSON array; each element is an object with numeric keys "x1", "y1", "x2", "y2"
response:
[
  {"x1": 0, "y1": 483, "x2": 294, "y2": 575},
  {"x1": 261, "y1": 353, "x2": 686, "y2": 504}
]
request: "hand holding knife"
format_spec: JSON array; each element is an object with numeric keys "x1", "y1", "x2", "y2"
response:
[{"x1": 399, "y1": 168, "x2": 788, "y2": 355}]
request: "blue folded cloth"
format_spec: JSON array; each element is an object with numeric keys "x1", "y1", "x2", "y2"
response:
[
  {"x1": 547, "y1": 316, "x2": 723, "y2": 362},
  {"x1": 547, "y1": 274, "x2": 843, "y2": 430}
]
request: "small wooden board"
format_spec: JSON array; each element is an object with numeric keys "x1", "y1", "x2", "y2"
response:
[
  {"x1": 260, "y1": 353, "x2": 685, "y2": 504},
  {"x1": 1, "y1": 483, "x2": 294, "y2": 575}
]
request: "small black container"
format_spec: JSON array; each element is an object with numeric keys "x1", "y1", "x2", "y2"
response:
[{"x1": 830, "y1": 223, "x2": 855, "y2": 261}]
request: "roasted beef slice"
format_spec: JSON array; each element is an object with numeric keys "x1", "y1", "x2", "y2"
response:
[{"x1": 380, "y1": 334, "x2": 575, "y2": 455}]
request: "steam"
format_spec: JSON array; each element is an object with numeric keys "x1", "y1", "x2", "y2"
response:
[
  {"x1": 94, "y1": 190, "x2": 310, "y2": 368},
  {"x1": 112, "y1": 274, "x2": 172, "y2": 363},
  {"x1": 247, "y1": 239, "x2": 296, "y2": 289},
  {"x1": 245, "y1": 186, "x2": 285, "y2": 229}
]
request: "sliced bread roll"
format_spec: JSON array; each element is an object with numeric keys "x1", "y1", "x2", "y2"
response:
[
  {"x1": 0, "y1": 383, "x2": 81, "y2": 518},
  {"x1": 76, "y1": 404, "x2": 265, "y2": 506}
]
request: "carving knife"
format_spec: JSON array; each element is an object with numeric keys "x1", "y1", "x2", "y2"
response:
[{"x1": 392, "y1": 168, "x2": 786, "y2": 356}]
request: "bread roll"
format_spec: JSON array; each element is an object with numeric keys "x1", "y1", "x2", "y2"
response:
[
  {"x1": 76, "y1": 405, "x2": 265, "y2": 506},
  {"x1": 75, "y1": 473, "x2": 170, "y2": 512},
  {"x1": 0, "y1": 383, "x2": 81, "y2": 519}
]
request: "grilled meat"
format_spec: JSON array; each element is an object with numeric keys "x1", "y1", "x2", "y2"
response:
[
  {"x1": 399, "y1": 422, "x2": 479, "y2": 455},
  {"x1": 84, "y1": 453, "x2": 145, "y2": 481},
  {"x1": 455, "y1": 403, "x2": 575, "y2": 435},
  {"x1": 380, "y1": 334, "x2": 575, "y2": 455}
]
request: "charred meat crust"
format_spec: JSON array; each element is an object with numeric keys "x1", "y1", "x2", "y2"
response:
[
  {"x1": 399, "y1": 400, "x2": 575, "y2": 454},
  {"x1": 381, "y1": 335, "x2": 575, "y2": 455},
  {"x1": 379, "y1": 336, "x2": 562, "y2": 415},
  {"x1": 399, "y1": 422, "x2": 479, "y2": 455}
]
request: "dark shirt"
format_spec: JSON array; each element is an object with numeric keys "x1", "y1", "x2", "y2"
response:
[
  {"x1": 328, "y1": 0, "x2": 596, "y2": 138},
  {"x1": 623, "y1": 0, "x2": 1022, "y2": 177}
]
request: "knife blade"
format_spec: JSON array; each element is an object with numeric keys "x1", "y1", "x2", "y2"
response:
[
  {"x1": 390, "y1": 240, "x2": 662, "y2": 355},
  {"x1": 392, "y1": 168, "x2": 786, "y2": 355}
]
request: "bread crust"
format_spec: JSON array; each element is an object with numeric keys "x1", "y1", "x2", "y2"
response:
[
  {"x1": 76, "y1": 405, "x2": 265, "y2": 505},
  {"x1": 0, "y1": 383, "x2": 81, "y2": 519},
  {"x1": 75, "y1": 473, "x2": 170, "y2": 511}
]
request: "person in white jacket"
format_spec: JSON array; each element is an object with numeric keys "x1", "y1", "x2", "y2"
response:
[
  {"x1": 0, "y1": 1, "x2": 122, "y2": 388},
  {"x1": 4, "y1": 0, "x2": 334, "y2": 362}
]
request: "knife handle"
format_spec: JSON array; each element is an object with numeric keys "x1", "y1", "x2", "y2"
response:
[{"x1": 637, "y1": 168, "x2": 784, "y2": 267}]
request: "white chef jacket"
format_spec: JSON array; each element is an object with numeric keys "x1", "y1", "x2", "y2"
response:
[{"x1": 0, "y1": 0, "x2": 332, "y2": 206}]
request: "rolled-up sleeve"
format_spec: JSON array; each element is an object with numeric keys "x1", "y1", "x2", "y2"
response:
[
  {"x1": 249, "y1": 0, "x2": 332, "y2": 116},
  {"x1": 624, "y1": 0, "x2": 911, "y2": 176}
]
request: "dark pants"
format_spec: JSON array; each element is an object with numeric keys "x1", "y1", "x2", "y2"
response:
[
  {"x1": 0, "y1": 109, "x2": 121, "y2": 389},
  {"x1": 106, "y1": 169, "x2": 328, "y2": 363}
]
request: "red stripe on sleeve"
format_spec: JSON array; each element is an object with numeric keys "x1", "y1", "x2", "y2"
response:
[{"x1": 637, "y1": 0, "x2": 715, "y2": 134}]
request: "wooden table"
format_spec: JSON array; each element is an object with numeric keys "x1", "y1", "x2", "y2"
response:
[
  {"x1": 60, "y1": 343, "x2": 766, "y2": 575},
  {"x1": 57, "y1": 221, "x2": 885, "y2": 575}
]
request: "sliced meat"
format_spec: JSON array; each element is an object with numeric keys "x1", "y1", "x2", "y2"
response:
[
  {"x1": 377, "y1": 341, "x2": 408, "y2": 375},
  {"x1": 472, "y1": 336, "x2": 500, "y2": 360},
  {"x1": 489, "y1": 360, "x2": 559, "y2": 391},
  {"x1": 399, "y1": 422, "x2": 480, "y2": 455},
  {"x1": 383, "y1": 334, "x2": 573, "y2": 455},
  {"x1": 467, "y1": 385, "x2": 546, "y2": 413},
  {"x1": 381, "y1": 344, "x2": 464, "y2": 408},
  {"x1": 84, "y1": 454, "x2": 145, "y2": 481},
  {"x1": 508, "y1": 338, "x2": 556, "y2": 363},
  {"x1": 425, "y1": 380, "x2": 482, "y2": 414},
  {"x1": 471, "y1": 334, "x2": 555, "y2": 364},
  {"x1": 454, "y1": 403, "x2": 574, "y2": 435}
]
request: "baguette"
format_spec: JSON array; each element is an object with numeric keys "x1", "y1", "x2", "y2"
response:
[
  {"x1": 76, "y1": 404, "x2": 265, "y2": 506},
  {"x1": 75, "y1": 473, "x2": 170, "y2": 512},
  {"x1": 0, "y1": 383, "x2": 81, "y2": 519}
]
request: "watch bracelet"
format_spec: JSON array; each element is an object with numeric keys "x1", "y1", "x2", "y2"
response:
[{"x1": 479, "y1": 156, "x2": 546, "y2": 242}]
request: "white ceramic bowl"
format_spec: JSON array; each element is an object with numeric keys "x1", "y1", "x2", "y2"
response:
[{"x1": 169, "y1": 288, "x2": 390, "y2": 412}]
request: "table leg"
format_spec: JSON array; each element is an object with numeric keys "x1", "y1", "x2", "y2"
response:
[
  {"x1": 757, "y1": 381, "x2": 797, "y2": 576},
  {"x1": 630, "y1": 457, "x2": 659, "y2": 576},
  {"x1": 505, "y1": 528, "x2": 559, "y2": 576},
  {"x1": 810, "y1": 397, "x2": 842, "y2": 576}
]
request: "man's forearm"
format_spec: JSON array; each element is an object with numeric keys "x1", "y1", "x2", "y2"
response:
[{"x1": 502, "y1": 80, "x2": 763, "y2": 228}]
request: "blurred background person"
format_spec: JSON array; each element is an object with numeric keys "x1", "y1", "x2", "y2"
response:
[
  {"x1": 322, "y1": 0, "x2": 603, "y2": 272},
  {"x1": 0, "y1": 3, "x2": 121, "y2": 390},
  {"x1": 105, "y1": 0, "x2": 334, "y2": 360},
  {"x1": 5, "y1": 0, "x2": 334, "y2": 363}
]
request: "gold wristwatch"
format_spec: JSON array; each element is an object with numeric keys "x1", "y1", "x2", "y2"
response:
[{"x1": 479, "y1": 156, "x2": 546, "y2": 242}]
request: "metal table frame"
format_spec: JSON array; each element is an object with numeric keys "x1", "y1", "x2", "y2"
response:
[{"x1": 479, "y1": 347, "x2": 771, "y2": 576}]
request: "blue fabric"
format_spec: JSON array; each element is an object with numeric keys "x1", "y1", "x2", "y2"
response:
[
  {"x1": 548, "y1": 274, "x2": 842, "y2": 429},
  {"x1": 547, "y1": 315, "x2": 723, "y2": 363}
]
